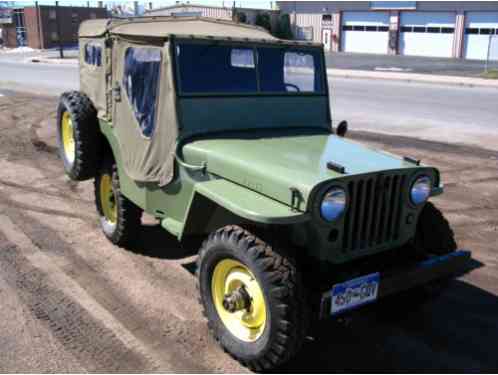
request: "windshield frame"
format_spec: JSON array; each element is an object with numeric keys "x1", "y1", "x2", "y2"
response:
[{"x1": 172, "y1": 38, "x2": 328, "y2": 98}]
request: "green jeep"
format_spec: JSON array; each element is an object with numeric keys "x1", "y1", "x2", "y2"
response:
[{"x1": 56, "y1": 17, "x2": 470, "y2": 371}]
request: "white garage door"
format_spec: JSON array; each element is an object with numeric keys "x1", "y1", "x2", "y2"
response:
[
  {"x1": 400, "y1": 12, "x2": 455, "y2": 57},
  {"x1": 341, "y1": 12, "x2": 390, "y2": 54},
  {"x1": 464, "y1": 12, "x2": 498, "y2": 60}
]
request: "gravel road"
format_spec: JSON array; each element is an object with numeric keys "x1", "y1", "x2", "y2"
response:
[{"x1": 0, "y1": 92, "x2": 497, "y2": 372}]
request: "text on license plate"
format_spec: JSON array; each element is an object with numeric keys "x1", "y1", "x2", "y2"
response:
[{"x1": 330, "y1": 272, "x2": 379, "y2": 315}]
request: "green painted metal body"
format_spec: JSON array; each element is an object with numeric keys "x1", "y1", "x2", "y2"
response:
[
  {"x1": 97, "y1": 37, "x2": 445, "y2": 264},
  {"x1": 100, "y1": 118, "x2": 441, "y2": 264}
]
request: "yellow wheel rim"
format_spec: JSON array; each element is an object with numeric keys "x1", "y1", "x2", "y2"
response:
[
  {"x1": 100, "y1": 174, "x2": 117, "y2": 225},
  {"x1": 211, "y1": 259, "x2": 267, "y2": 342},
  {"x1": 61, "y1": 111, "x2": 75, "y2": 164}
]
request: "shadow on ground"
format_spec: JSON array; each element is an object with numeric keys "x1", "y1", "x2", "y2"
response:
[
  {"x1": 280, "y1": 276, "x2": 497, "y2": 373},
  {"x1": 127, "y1": 223, "x2": 200, "y2": 261},
  {"x1": 126, "y1": 225, "x2": 495, "y2": 372}
]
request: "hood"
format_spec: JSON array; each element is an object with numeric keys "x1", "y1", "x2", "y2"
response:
[{"x1": 182, "y1": 131, "x2": 423, "y2": 210}]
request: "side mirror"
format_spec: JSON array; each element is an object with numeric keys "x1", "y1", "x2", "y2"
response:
[{"x1": 336, "y1": 120, "x2": 348, "y2": 137}]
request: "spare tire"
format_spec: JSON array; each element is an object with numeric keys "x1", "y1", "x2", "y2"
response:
[{"x1": 56, "y1": 91, "x2": 100, "y2": 181}]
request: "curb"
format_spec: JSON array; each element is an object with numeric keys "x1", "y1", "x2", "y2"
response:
[
  {"x1": 27, "y1": 56, "x2": 78, "y2": 66},
  {"x1": 327, "y1": 68, "x2": 498, "y2": 89}
]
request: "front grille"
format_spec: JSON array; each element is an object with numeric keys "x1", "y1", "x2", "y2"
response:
[{"x1": 342, "y1": 173, "x2": 407, "y2": 252}]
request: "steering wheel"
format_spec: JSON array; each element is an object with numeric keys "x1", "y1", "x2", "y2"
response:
[{"x1": 285, "y1": 83, "x2": 301, "y2": 92}]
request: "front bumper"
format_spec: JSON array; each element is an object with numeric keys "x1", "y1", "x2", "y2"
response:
[{"x1": 320, "y1": 250, "x2": 471, "y2": 318}]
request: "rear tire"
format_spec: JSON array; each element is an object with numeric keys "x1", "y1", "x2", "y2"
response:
[
  {"x1": 56, "y1": 91, "x2": 100, "y2": 181},
  {"x1": 196, "y1": 226, "x2": 309, "y2": 371},
  {"x1": 94, "y1": 158, "x2": 142, "y2": 247}
]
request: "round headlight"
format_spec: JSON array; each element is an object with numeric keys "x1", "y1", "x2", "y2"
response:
[
  {"x1": 410, "y1": 176, "x2": 431, "y2": 205},
  {"x1": 321, "y1": 187, "x2": 346, "y2": 222}
]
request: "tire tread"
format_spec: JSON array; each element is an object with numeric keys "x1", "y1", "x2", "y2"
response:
[{"x1": 196, "y1": 225, "x2": 309, "y2": 371}]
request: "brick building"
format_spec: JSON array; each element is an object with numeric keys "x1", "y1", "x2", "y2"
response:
[{"x1": 3, "y1": 5, "x2": 107, "y2": 49}]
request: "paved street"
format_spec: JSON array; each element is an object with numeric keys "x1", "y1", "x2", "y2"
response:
[
  {"x1": 1, "y1": 56, "x2": 497, "y2": 151},
  {"x1": 331, "y1": 77, "x2": 498, "y2": 151},
  {"x1": 0, "y1": 59, "x2": 78, "y2": 95},
  {"x1": 326, "y1": 51, "x2": 498, "y2": 77}
]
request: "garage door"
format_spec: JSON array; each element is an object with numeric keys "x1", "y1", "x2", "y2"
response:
[
  {"x1": 400, "y1": 12, "x2": 455, "y2": 58},
  {"x1": 341, "y1": 12, "x2": 390, "y2": 54},
  {"x1": 464, "y1": 12, "x2": 498, "y2": 60}
]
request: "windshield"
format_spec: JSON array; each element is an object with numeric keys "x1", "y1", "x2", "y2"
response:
[{"x1": 176, "y1": 42, "x2": 325, "y2": 95}]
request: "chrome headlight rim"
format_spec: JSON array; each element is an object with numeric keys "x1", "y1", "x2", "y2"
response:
[
  {"x1": 320, "y1": 186, "x2": 347, "y2": 222},
  {"x1": 410, "y1": 175, "x2": 432, "y2": 206}
]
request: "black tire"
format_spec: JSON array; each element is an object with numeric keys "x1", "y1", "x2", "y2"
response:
[
  {"x1": 56, "y1": 91, "x2": 100, "y2": 181},
  {"x1": 196, "y1": 225, "x2": 309, "y2": 372},
  {"x1": 94, "y1": 158, "x2": 142, "y2": 247},
  {"x1": 414, "y1": 202, "x2": 457, "y2": 256},
  {"x1": 411, "y1": 202, "x2": 457, "y2": 301}
]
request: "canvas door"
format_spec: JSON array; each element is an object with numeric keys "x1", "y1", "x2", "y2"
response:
[{"x1": 111, "y1": 41, "x2": 176, "y2": 185}]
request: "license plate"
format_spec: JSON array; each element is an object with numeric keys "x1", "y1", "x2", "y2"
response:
[{"x1": 330, "y1": 272, "x2": 379, "y2": 315}]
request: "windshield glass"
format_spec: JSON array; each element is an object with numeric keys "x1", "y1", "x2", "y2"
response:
[{"x1": 176, "y1": 42, "x2": 325, "y2": 95}]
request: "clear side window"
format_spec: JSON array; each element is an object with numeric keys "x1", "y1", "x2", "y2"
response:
[
  {"x1": 257, "y1": 47, "x2": 323, "y2": 93},
  {"x1": 283, "y1": 52, "x2": 316, "y2": 92},
  {"x1": 84, "y1": 43, "x2": 102, "y2": 67},
  {"x1": 122, "y1": 47, "x2": 162, "y2": 138}
]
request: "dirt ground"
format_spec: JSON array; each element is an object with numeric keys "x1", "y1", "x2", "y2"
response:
[{"x1": 0, "y1": 92, "x2": 497, "y2": 372}]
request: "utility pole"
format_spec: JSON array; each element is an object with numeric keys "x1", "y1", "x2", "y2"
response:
[
  {"x1": 485, "y1": 34, "x2": 492, "y2": 73},
  {"x1": 55, "y1": 1, "x2": 64, "y2": 58},
  {"x1": 35, "y1": 1, "x2": 43, "y2": 49}
]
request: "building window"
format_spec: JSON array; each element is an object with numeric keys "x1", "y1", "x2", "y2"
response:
[
  {"x1": 342, "y1": 25, "x2": 389, "y2": 32},
  {"x1": 49, "y1": 9, "x2": 56, "y2": 20},
  {"x1": 402, "y1": 26, "x2": 455, "y2": 34},
  {"x1": 322, "y1": 14, "x2": 332, "y2": 22},
  {"x1": 51, "y1": 31, "x2": 58, "y2": 41},
  {"x1": 296, "y1": 26, "x2": 313, "y2": 41},
  {"x1": 123, "y1": 48, "x2": 162, "y2": 138},
  {"x1": 465, "y1": 28, "x2": 498, "y2": 35},
  {"x1": 84, "y1": 43, "x2": 102, "y2": 67}
]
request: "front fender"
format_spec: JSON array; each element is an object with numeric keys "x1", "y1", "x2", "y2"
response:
[{"x1": 179, "y1": 179, "x2": 310, "y2": 239}]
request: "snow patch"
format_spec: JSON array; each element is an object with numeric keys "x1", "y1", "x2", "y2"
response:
[{"x1": 3, "y1": 47, "x2": 38, "y2": 54}]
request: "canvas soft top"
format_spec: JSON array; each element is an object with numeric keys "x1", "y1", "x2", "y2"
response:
[
  {"x1": 79, "y1": 16, "x2": 274, "y2": 40},
  {"x1": 79, "y1": 16, "x2": 320, "y2": 46}
]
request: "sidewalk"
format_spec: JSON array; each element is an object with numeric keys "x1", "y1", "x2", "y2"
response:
[
  {"x1": 326, "y1": 51, "x2": 498, "y2": 77},
  {"x1": 327, "y1": 68, "x2": 498, "y2": 88}
]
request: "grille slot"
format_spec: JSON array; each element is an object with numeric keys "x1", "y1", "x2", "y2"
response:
[{"x1": 342, "y1": 174, "x2": 406, "y2": 252}]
